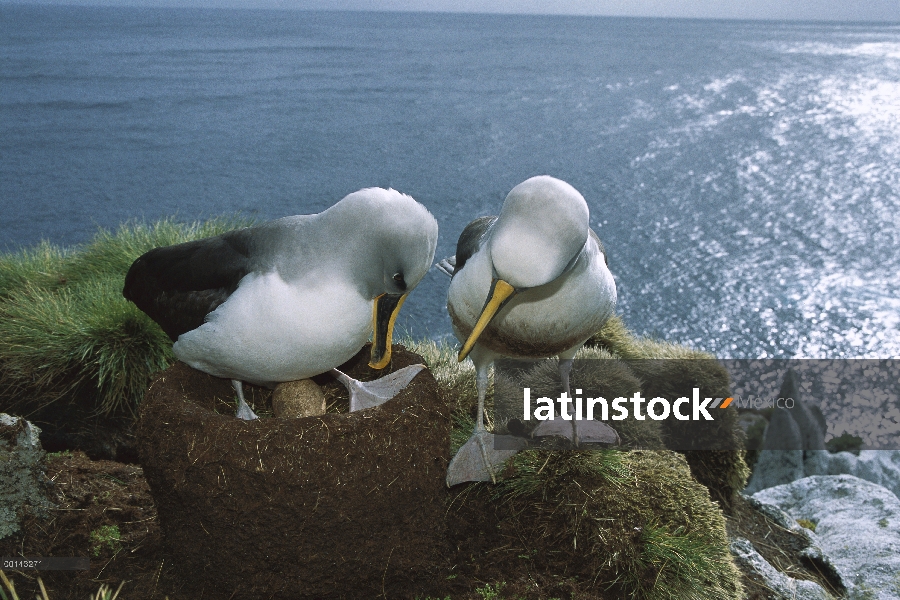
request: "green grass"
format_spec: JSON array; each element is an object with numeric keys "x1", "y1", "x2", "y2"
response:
[
  {"x1": 0, "y1": 217, "x2": 253, "y2": 416},
  {"x1": 90, "y1": 524, "x2": 121, "y2": 557},
  {"x1": 625, "y1": 523, "x2": 735, "y2": 600}
]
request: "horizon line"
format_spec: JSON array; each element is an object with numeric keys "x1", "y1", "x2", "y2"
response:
[{"x1": 4, "y1": 1, "x2": 900, "y2": 26}]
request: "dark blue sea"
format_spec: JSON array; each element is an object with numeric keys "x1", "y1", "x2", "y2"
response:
[{"x1": 2, "y1": 5, "x2": 899, "y2": 359}]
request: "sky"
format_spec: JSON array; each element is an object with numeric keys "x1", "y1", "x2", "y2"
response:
[{"x1": 11, "y1": 0, "x2": 900, "y2": 22}]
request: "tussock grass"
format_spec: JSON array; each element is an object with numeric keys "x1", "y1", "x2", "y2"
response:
[
  {"x1": 414, "y1": 329, "x2": 744, "y2": 597},
  {"x1": 0, "y1": 217, "x2": 253, "y2": 416},
  {"x1": 480, "y1": 449, "x2": 743, "y2": 599},
  {"x1": 588, "y1": 315, "x2": 750, "y2": 505},
  {"x1": 494, "y1": 447, "x2": 631, "y2": 501}
]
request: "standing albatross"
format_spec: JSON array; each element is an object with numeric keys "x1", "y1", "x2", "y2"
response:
[
  {"x1": 443, "y1": 175, "x2": 620, "y2": 486},
  {"x1": 123, "y1": 187, "x2": 438, "y2": 418}
]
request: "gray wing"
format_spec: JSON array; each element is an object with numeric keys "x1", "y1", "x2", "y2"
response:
[
  {"x1": 123, "y1": 227, "x2": 258, "y2": 341},
  {"x1": 452, "y1": 215, "x2": 496, "y2": 276},
  {"x1": 589, "y1": 228, "x2": 609, "y2": 267}
]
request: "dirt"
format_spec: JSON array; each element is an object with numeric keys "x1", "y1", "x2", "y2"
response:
[
  {"x1": 0, "y1": 450, "x2": 185, "y2": 599},
  {"x1": 4, "y1": 457, "x2": 840, "y2": 600},
  {"x1": 1, "y1": 345, "x2": 842, "y2": 599},
  {"x1": 0, "y1": 456, "x2": 629, "y2": 600},
  {"x1": 136, "y1": 345, "x2": 451, "y2": 599}
]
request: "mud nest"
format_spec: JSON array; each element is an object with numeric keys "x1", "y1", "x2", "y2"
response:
[{"x1": 137, "y1": 344, "x2": 451, "y2": 599}]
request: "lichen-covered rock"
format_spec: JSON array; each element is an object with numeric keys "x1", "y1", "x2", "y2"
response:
[
  {"x1": 0, "y1": 414, "x2": 54, "y2": 539},
  {"x1": 754, "y1": 475, "x2": 900, "y2": 600},
  {"x1": 730, "y1": 537, "x2": 833, "y2": 600},
  {"x1": 804, "y1": 450, "x2": 900, "y2": 499}
]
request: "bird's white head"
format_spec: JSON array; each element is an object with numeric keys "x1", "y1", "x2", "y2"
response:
[
  {"x1": 456, "y1": 176, "x2": 591, "y2": 362},
  {"x1": 489, "y1": 175, "x2": 589, "y2": 289},
  {"x1": 331, "y1": 187, "x2": 438, "y2": 369}
]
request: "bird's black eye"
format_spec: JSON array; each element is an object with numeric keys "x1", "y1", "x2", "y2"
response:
[{"x1": 393, "y1": 272, "x2": 406, "y2": 290}]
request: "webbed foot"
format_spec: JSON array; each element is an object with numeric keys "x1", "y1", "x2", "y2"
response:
[
  {"x1": 333, "y1": 364, "x2": 426, "y2": 412},
  {"x1": 531, "y1": 418, "x2": 619, "y2": 446},
  {"x1": 446, "y1": 430, "x2": 528, "y2": 486},
  {"x1": 232, "y1": 379, "x2": 259, "y2": 421}
]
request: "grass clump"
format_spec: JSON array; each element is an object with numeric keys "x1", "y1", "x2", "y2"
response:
[
  {"x1": 825, "y1": 431, "x2": 864, "y2": 456},
  {"x1": 0, "y1": 217, "x2": 253, "y2": 417},
  {"x1": 495, "y1": 450, "x2": 742, "y2": 599},
  {"x1": 587, "y1": 316, "x2": 750, "y2": 507},
  {"x1": 90, "y1": 524, "x2": 121, "y2": 557}
]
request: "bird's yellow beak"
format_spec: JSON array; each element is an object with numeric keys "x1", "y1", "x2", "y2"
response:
[
  {"x1": 458, "y1": 279, "x2": 517, "y2": 362},
  {"x1": 369, "y1": 292, "x2": 407, "y2": 369}
]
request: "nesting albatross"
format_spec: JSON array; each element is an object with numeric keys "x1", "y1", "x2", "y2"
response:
[
  {"x1": 123, "y1": 187, "x2": 438, "y2": 419},
  {"x1": 442, "y1": 176, "x2": 620, "y2": 486}
]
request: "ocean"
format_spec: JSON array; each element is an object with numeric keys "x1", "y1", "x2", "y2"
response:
[{"x1": 2, "y1": 5, "x2": 899, "y2": 359}]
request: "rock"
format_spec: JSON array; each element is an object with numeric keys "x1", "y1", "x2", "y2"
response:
[
  {"x1": 805, "y1": 450, "x2": 900, "y2": 500},
  {"x1": 779, "y1": 369, "x2": 826, "y2": 451},
  {"x1": 271, "y1": 379, "x2": 326, "y2": 418},
  {"x1": 742, "y1": 494, "x2": 844, "y2": 588},
  {"x1": 729, "y1": 537, "x2": 834, "y2": 600},
  {"x1": 138, "y1": 344, "x2": 450, "y2": 599},
  {"x1": 754, "y1": 475, "x2": 900, "y2": 600},
  {"x1": 744, "y1": 411, "x2": 805, "y2": 493},
  {"x1": 0, "y1": 414, "x2": 54, "y2": 539},
  {"x1": 745, "y1": 370, "x2": 829, "y2": 494}
]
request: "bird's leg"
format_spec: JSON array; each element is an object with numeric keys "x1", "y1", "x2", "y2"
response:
[
  {"x1": 334, "y1": 365, "x2": 425, "y2": 412},
  {"x1": 473, "y1": 364, "x2": 495, "y2": 481},
  {"x1": 531, "y1": 355, "x2": 619, "y2": 446},
  {"x1": 232, "y1": 379, "x2": 259, "y2": 421},
  {"x1": 558, "y1": 357, "x2": 579, "y2": 446},
  {"x1": 530, "y1": 357, "x2": 577, "y2": 442},
  {"x1": 446, "y1": 354, "x2": 527, "y2": 487},
  {"x1": 474, "y1": 364, "x2": 489, "y2": 432},
  {"x1": 562, "y1": 357, "x2": 621, "y2": 446}
]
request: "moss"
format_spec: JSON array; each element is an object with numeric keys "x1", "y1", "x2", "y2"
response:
[
  {"x1": 796, "y1": 518, "x2": 817, "y2": 532},
  {"x1": 586, "y1": 316, "x2": 749, "y2": 508},
  {"x1": 826, "y1": 432, "x2": 864, "y2": 456},
  {"x1": 90, "y1": 524, "x2": 121, "y2": 557},
  {"x1": 472, "y1": 449, "x2": 743, "y2": 599}
]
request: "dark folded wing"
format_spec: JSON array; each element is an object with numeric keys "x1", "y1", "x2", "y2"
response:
[
  {"x1": 123, "y1": 228, "x2": 256, "y2": 341},
  {"x1": 589, "y1": 228, "x2": 609, "y2": 267},
  {"x1": 453, "y1": 215, "x2": 496, "y2": 276}
]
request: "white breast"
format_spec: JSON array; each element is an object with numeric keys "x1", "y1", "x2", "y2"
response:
[
  {"x1": 449, "y1": 239, "x2": 616, "y2": 358},
  {"x1": 173, "y1": 271, "x2": 372, "y2": 386}
]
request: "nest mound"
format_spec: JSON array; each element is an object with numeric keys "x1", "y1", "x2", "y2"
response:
[
  {"x1": 587, "y1": 316, "x2": 749, "y2": 508},
  {"x1": 137, "y1": 344, "x2": 450, "y2": 599},
  {"x1": 448, "y1": 449, "x2": 743, "y2": 599}
]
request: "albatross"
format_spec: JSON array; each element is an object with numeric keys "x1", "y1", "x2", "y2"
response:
[
  {"x1": 123, "y1": 187, "x2": 438, "y2": 419},
  {"x1": 442, "y1": 176, "x2": 620, "y2": 486}
]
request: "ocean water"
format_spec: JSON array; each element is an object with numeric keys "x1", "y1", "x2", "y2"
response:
[{"x1": 2, "y1": 6, "x2": 899, "y2": 359}]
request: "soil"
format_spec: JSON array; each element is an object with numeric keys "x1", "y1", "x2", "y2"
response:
[
  {"x1": 136, "y1": 345, "x2": 450, "y2": 599},
  {"x1": 0, "y1": 450, "x2": 186, "y2": 599},
  {"x1": 4, "y1": 464, "x2": 844, "y2": 600},
  {"x1": 3, "y1": 456, "x2": 842, "y2": 600},
  {"x1": 1, "y1": 347, "x2": 842, "y2": 600}
]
